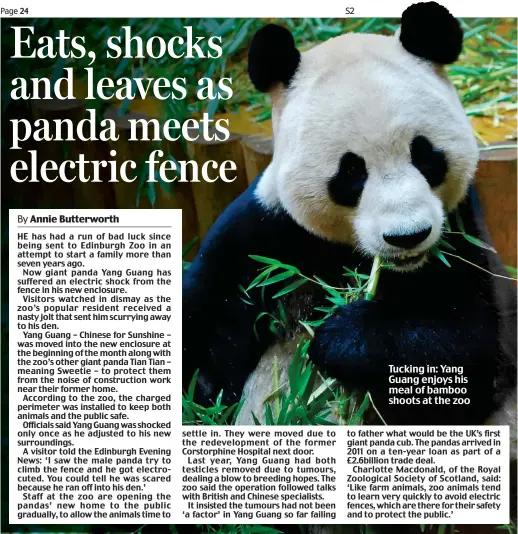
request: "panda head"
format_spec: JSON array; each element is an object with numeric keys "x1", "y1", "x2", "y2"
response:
[{"x1": 249, "y1": 2, "x2": 478, "y2": 271}]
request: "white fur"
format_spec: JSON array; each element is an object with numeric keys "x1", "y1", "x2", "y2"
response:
[{"x1": 256, "y1": 32, "x2": 478, "y2": 261}]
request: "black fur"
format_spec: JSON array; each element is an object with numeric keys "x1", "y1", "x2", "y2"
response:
[
  {"x1": 183, "y1": 179, "x2": 516, "y2": 425},
  {"x1": 400, "y1": 2, "x2": 463, "y2": 65},
  {"x1": 182, "y1": 177, "x2": 368, "y2": 405},
  {"x1": 328, "y1": 152, "x2": 368, "y2": 207},
  {"x1": 248, "y1": 24, "x2": 301, "y2": 92},
  {"x1": 410, "y1": 135, "x2": 448, "y2": 188}
]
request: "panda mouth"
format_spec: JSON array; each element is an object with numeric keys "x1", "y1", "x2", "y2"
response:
[{"x1": 383, "y1": 251, "x2": 428, "y2": 269}]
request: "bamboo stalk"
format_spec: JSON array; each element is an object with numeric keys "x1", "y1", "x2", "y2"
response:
[{"x1": 364, "y1": 254, "x2": 382, "y2": 301}]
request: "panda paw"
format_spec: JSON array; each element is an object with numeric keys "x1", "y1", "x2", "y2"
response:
[{"x1": 309, "y1": 299, "x2": 387, "y2": 389}]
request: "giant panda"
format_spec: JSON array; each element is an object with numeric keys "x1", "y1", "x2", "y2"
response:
[{"x1": 182, "y1": 2, "x2": 516, "y2": 437}]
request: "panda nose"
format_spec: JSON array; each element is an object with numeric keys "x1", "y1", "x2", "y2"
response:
[{"x1": 383, "y1": 227, "x2": 432, "y2": 249}]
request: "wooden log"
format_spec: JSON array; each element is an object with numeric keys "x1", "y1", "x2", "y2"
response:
[
  {"x1": 474, "y1": 143, "x2": 517, "y2": 268},
  {"x1": 187, "y1": 130, "x2": 248, "y2": 241},
  {"x1": 241, "y1": 135, "x2": 273, "y2": 184}
]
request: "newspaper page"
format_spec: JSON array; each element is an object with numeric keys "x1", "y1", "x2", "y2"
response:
[{"x1": 1, "y1": 1, "x2": 517, "y2": 534}]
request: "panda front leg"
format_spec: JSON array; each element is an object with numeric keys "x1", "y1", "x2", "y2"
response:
[{"x1": 309, "y1": 298, "x2": 498, "y2": 425}]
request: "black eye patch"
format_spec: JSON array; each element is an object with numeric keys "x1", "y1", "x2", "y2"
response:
[
  {"x1": 410, "y1": 135, "x2": 448, "y2": 188},
  {"x1": 328, "y1": 152, "x2": 368, "y2": 207}
]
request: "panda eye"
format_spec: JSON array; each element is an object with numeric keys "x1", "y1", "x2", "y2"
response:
[
  {"x1": 410, "y1": 135, "x2": 448, "y2": 188},
  {"x1": 328, "y1": 152, "x2": 368, "y2": 207}
]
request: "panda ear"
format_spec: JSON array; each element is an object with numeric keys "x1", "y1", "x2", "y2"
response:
[
  {"x1": 248, "y1": 24, "x2": 301, "y2": 93},
  {"x1": 399, "y1": 1, "x2": 463, "y2": 64}
]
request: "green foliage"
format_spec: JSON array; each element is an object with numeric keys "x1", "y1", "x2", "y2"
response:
[
  {"x1": 432, "y1": 212, "x2": 517, "y2": 281},
  {"x1": 182, "y1": 370, "x2": 244, "y2": 425},
  {"x1": 246, "y1": 254, "x2": 376, "y2": 335},
  {"x1": 243, "y1": 256, "x2": 387, "y2": 425},
  {"x1": 182, "y1": 248, "x2": 382, "y2": 426},
  {"x1": 431, "y1": 245, "x2": 452, "y2": 268},
  {"x1": 496, "y1": 519, "x2": 517, "y2": 533},
  {"x1": 254, "y1": 339, "x2": 339, "y2": 425},
  {"x1": 182, "y1": 236, "x2": 199, "y2": 271},
  {"x1": 417, "y1": 526, "x2": 457, "y2": 534}
]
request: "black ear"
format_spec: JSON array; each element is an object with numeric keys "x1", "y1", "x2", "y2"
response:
[
  {"x1": 400, "y1": 2, "x2": 463, "y2": 64},
  {"x1": 248, "y1": 24, "x2": 301, "y2": 92}
]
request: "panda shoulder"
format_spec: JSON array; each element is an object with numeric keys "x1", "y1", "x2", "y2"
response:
[{"x1": 184, "y1": 173, "x2": 298, "y2": 283}]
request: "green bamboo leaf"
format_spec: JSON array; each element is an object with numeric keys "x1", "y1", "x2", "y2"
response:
[
  {"x1": 296, "y1": 365, "x2": 314, "y2": 398},
  {"x1": 186, "y1": 369, "x2": 199, "y2": 401},
  {"x1": 463, "y1": 233, "x2": 496, "y2": 252},
  {"x1": 264, "y1": 402, "x2": 274, "y2": 425},
  {"x1": 249, "y1": 255, "x2": 302, "y2": 274},
  {"x1": 247, "y1": 266, "x2": 278, "y2": 291},
  {"x1": 431, "y1": 246, "x2": 451, "y2": 268},
  {"x1": 277, "y1": 301, "x2": 288, "y2": 325},
  {"x1": 249, "y1": 255, "x2": 284, "y2": 266},
  {"x1": 349, "y1": 393, "x2": 370, "y2": 425},
  {"x1": 344, "y1": 266, "x2": 369, "y2": 280},
  {"x1": 314, "y1": 415, "x2": 337, "y2": 425},
  {"x1": 119, "y1": 96, "x2": 132, "y2": 117},
  {"x1": 300, "y1": 367, "x2": 318, "y2": 405},
  {"x1": 314, "y1": 276, "x2": 342, "y2": 298},
  {"x1": 463, "y1": 23, "x2": 488, "y2": 39},
  {"x1": 300, "y1": 321, "x2": 316, "y2": 337},
  {"x1": 217, "y1": 400, "x2": 243, "y2": 424},
  {"x1": 272, "y1": 278, "x2": 307, "y2": 298},
  {"x1": 256, "y1": 270, "x2": 294, "y2": 287},
  {"x1": 114, "y1": 56, "x2": 132, "y2": 77},
  {"x1": 206, "y1": 92, "x2": 220, "y2": 120},
  {"x1": 182, "y1": 237, "x2": 198, "y2": 258},
  {"x1": 146, "y1": 181, "x2": 156, "y2": 207},
  {"x1": 438, "y1": 238, "x2": 456, "y2": 251},
  {"x1": 288, "y1": 340, "x2": 309, "y2": 389},
  {"x1": 242, "y1": 527, "x2": 282, "y2": 534},
  {"x1": 314, "y1": 306, "x2": 334, "y2": 313},
  {"x1": 226, "y1": 19, "x2": 256, "y2": 55},
  {"x1": 277, "y1": 394, "x2": 291, "y2": 424}
]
